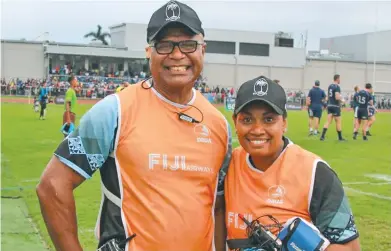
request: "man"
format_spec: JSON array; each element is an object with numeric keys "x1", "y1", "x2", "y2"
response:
[
  {"x1": 352, "y1": 86, "x2": 360, "y2": 130},
  {"x1": 306, "y1": 80, "x2": 326, "y2": 135},
  {"x1": 36, "y1": 1, "x2": 231, "y2": 251},
  {"x1": 320, "y1": 74, "x2": 346, "y2": 141},
  {"x1": 353, "y1": 83, "x2": 373, "y2": 141},
  {"x1": 367, "y1": 90, "x2": 376, "y2": 136},
  {"x1": 37, "y1": 82, "x2": 49, "y2": 120},
  {"x1": 62, "y1": 75, "x2": 79, "y2": 137}
]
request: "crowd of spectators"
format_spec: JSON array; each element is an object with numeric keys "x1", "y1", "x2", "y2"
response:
[{"x1": 2, "y1": 76, "x2": 391, "y2": 110}]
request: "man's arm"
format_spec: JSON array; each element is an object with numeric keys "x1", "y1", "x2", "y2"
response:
[
  {"x1": 368, "y1": 93, "x2": 374, "y2": 106},
  {"x1": 335, "y1": 86, "x2": 342, "y2": 101},
  {"x1": 36, "y1": 157, "x2": 85, "y2": 251},
  {"x1": 215, "y1": 195, "x2": 227, "y2": 251},
  {"x1": 306, "y1": 90, "x2": 311, "y2": 106},
  {"x1": 37, "y1": 94, "x2": 119, "y2": 250},
  {"x1": 309, "y1": 161, "x2": 360, "y2": 251},
  {"x1": 306, "y1": 97, "x2": 311, "y2": 106},
  {"x1": 65, "y1": 101, "x2": 71, "y2": 124},
  {"x1": 64, "y1": 89, "x2": 72, "y2": 124},
  {"x1": 214, "y1": 118, "x2": 233, "y2": 251}
]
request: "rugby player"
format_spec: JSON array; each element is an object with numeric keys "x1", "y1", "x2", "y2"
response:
[
  {"x1": 306, "y1": 80, "x2": 326, "y2": 135},
  {"x1": 352, "y1": 86, "x2": 360, "y2": 131},
  {"x1": 62, "y1": 75, "x2": 79, "y2": 137},
  {"x1": 36, "y1": 1, "x2": 231, "y2": 251},
  {"x1": 37, "y1": 82, "x2": 49, "y2": 120},
  {"x1": 224, "y1": 76, "x2": 360, "y2": 251},
  {"x1": 320, "y1": 74, "x2": 346, "y2": 141},
  {"x1": 367, "y1": 89, "x2": 376, "y2": 136},
  {"x1": 353, "y1": 83, "x2": 373, "y2": 141}
]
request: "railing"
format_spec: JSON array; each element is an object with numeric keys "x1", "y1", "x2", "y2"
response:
[
  {"x1": 3, "y1": 84, "x2": 390, "y2": 110},
  {"x1": 47, "y1": 74, "x2": 148, "y2": 85},
  {"x1": 1, "y1": 86, "x2": 116, "y2": 99}
]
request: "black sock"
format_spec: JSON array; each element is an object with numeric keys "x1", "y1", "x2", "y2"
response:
[
  {"x1": 337, "y1": 131, "x2": 342, "y2": 140},
  {"x1": 321, "y1": 128, "x2": 327, "y2": 138},
  {"x1": 354, "y1": 131, "x2": 358, "y2": 136}
]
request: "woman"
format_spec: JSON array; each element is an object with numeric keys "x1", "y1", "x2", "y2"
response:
[{"x1": 224, "y1": 76, "x2": 360, "y2": 251}]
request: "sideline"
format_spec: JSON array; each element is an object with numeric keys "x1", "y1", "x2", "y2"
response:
[{"x1": 344, "y1": 186, "x2": 391, "y2": 201}]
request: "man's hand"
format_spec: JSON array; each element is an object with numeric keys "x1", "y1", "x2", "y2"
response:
[{"x1": 36, "y1": 156, "x2": 85, "y2": 251}]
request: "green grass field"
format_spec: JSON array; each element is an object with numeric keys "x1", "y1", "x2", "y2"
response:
[{"x1": 1, "y1": 101, "x2": 391, "y2": 251}]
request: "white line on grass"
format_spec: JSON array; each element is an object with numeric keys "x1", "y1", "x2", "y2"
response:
[
  {"x1": 344, "y1": 182, "x2": 391, "y2": 185},
  {"x1": 365, "y1": 174, "x2": 391, "y2": 182},
  {"x1": 21, "y1": 178, "x2": 40, "y2": 183},
  {"x1": 344, "y1": 186, "x2": 391, "y2": 201}
]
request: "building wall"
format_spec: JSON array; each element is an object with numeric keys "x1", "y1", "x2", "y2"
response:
[
  {"x1": 120, "y1": 24, "x2": 306, "y2": 68},
  {"x1": 124, "y1": 23, "x2": 148, "y2": 55},
  {"x1": 110, "y1": 24, "x2": 127, "y2": 48},
  {"x1": 1, "y1": 41, "x2": 45, "y2": 80},
  {"x1": 320, "y1": 30, "x2": 391, "y2": 62},
  {"x1": 202, "y1": 63, "x2": 235, "y2": 89},
  {"x1": 202, "y1": 59, "x2": 391, "y2": 93},
  {"x1": 45, "y1": 44, "x2": 145, "y2": 59},
  {"x1": 319, "y1": 34, "x2": 368, "y2": 61},
  {"x1": 366, "y1": 31, "x2": 391, "y2": 62},
  {"x1": 2, "y1": 39, "x2": 390, "y2": 94}
]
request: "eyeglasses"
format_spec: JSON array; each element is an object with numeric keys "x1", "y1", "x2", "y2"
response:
[{"x1": 150, "y1": 40, "x2": 205, "y2": 55}]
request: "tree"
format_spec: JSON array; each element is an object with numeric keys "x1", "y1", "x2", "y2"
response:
[{"x1": 84, "y1": 25, "x2": 111, "y2": 45}]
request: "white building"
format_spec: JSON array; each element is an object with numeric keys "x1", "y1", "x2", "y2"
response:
[
  {"x1": 319, "y1": 30, "x2": 391, "y2": 62},
  {"x1": 1, "y1": 23, "x2": 391, "y2": 93}
]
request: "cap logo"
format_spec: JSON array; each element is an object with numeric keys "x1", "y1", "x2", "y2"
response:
[
  {"x1": 253, "y1": 78, "x2": 268, "y2": 97},
  {"x1": 166, "y1": 1, "x2": 181, "y2": 21}
]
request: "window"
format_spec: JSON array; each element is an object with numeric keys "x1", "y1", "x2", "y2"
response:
[
  {"x1": 239, "y1": 43, "x2": 270, "y2": 56},
  {"x1": 205, "y1": 40, "x2": 235, "y2": 54}
]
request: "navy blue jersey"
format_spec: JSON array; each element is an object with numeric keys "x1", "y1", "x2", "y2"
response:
[
  {"x1": 355, "y1": 90, "x2": 372, "y2": 108},
  {"x1": 308, "y1": 87, "x2": 326, "y2": 110},
  {"x1": 352, "y1": 92, "x2": 359, "y2": 108},
  {"x1": 327, "y1": 84, "x2": 341, "y2": 106}
]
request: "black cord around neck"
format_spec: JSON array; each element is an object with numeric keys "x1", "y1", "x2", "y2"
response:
[{"x1": 141, "y1": 78, "x2": 204, "y2": 124}]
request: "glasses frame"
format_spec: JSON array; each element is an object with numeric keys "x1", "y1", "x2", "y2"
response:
[{"x1": 150, "y1": 40, "x2": 206, "y2": 55}]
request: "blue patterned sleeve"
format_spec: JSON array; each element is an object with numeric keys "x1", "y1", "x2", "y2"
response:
[
  {"x1": 54, "y1": 94, "x2": 119, "y2": 179},
  {"x1": 309, "y1": 161, "x2": 359, "y2": 244},
  {"x1": 216, "y1": 118, "x2": 232, "y2": 196}
]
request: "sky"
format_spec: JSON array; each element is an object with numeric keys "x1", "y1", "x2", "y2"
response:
[{"x1": 1, "y1": 0, "x2": 391, "y2": 51}]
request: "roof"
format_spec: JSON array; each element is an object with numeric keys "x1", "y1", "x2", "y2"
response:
[
  {"x1": 1, "y1": 39, "x2": 127, "y2": 50},
  {"x1": 320, "y1": 29, "x2": 391, "y2": 40},
  {"x1": 306, "y1": 56, "x2": 391, "y2": 65}
]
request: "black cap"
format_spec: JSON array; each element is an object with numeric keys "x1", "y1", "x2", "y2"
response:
[
  {"x1": 147, "y1": 1, "x2": 205, "y2": 43},
  {"x1": 234, "y1": 76, "x2": 287, "y2": 115},
  {"x1": 315, "y1": 80, "x2": 320, "y2": 86}
]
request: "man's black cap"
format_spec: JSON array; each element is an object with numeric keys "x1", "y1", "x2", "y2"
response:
[
  {"x1": 147, "y1": 0, "x2": 205, "y2": 43},
  {"x1": 315, "y1": 80, "x2": 320, "y2": 86},
  {"x1": 234, "y1": 76, "x2": 287, "y2": 115}
]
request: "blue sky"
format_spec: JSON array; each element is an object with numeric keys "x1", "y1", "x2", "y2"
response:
[{"x1": 1, "y1": 0, "x2": 391, "y2": 50}]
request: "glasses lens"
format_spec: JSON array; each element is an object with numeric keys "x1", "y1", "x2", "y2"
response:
[
  {"x1": 155, "y1": 41, "x2": 173, "y2": 54},
  {"x1": 180, "y1": 41, "x2": 198, "y2": 53}
]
